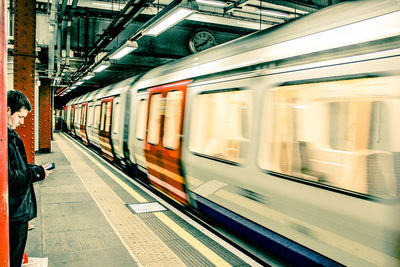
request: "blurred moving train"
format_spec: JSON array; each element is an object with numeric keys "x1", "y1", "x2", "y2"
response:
[{"x1": 59, "y1": 0, "x2": 400, "y2": 265}]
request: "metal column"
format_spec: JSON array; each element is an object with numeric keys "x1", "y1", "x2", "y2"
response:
[
  {"x1": 39, "y1": 78, "x2": 52, "y2": 152},
  {"x1": 13, "y1": 0, "x2": 36, "y2": 163},
  {"x1": 0, "y1": 0, "x2": 9, "y2": 264}
]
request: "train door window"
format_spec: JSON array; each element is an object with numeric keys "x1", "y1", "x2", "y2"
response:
[
  {"x1": 147, "y1": 94, "x2": 162, "y2": 145},
  {"x1": 81, "y1": 106, "x2": 84, "y2": 125},
  {"x1": 73, "y1": 107, "x2": 77, "y2": 124},
  {"x1": 66, "y1": 108, "x2": 70, "y2": 123},
  {"x1": 78, "y1": 106, "x2": 82, "y2": 125},
  {"x1": 100, "y1": 102, "x2": 106, "y2": 131},
  {"x1": 94, "y1": 104, "x2": 101, "y2": 129},
  {"x1": 163, "y1": 91, "x2": 183, "y2": 150},
  {"x1": 105, "y1": 102, "x2": 112, "y2": 133},
  {"x1": 87, "y1": 105, "x2": 94, "y2": 127},
  {"x1": 81, "y1": 105, "x2": 87, "y2": 125},
  {"x1": 188, "y1": 89, "x2": 252, "y2": 164},
  {"x1": 79, "y1": 106, "x2": 82, "y2": 125},
  {"x1": 112, "y1": 101, "x2": 120, "y2": 134},
  {"x1": 76, "y1": 106, "x2": 81, "y2": 125},
  {"x1": 83, "y1": 105, "x2": 87, "y2": 125},
  {"x1": 136, "y1": 99, "x2": 148, "y2": 140},
  {"x1": 71, "y1": 108, "x2": 75, "y2": 124},
  {"x1": 70, "y1": 108, "x2": 74, "y2": 124},
  {"x1": 258, "y1": 76, "x2": 400, "y2": 199}
]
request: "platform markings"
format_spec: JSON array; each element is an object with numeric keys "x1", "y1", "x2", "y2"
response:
[
  {"x1": 60, "y1": 134, "x2": 235, "y2": 267},
  {"x1": 127, "y1": 202, "x2": 167, "y2": 214},
  {"x1": 58, "y1": 134, "x2": 185, "y2": 267}
]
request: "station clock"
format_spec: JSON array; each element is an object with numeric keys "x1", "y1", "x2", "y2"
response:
[{"x1": 188, "y1": 29, "x2": 217, "y2": 53}]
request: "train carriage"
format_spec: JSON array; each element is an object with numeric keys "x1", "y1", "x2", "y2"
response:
[
  {"x1": 62, "y1": 0, "x2": 400, "y2": 265},
  {"x1": 92, "y1": 84, "x2": 123, "y2": 161},
  {"x1": 110, "y1": 77, "x2": 139, "y2": 167}
]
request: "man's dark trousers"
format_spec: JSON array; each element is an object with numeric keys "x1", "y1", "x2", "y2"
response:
[{"x1": 9, "y1": 222, "x2": 28, "y2": 267}]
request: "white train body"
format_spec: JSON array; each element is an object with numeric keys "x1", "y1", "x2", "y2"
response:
[{"x1": 62, "y1": 1, "x2": 400, "y2": 265}]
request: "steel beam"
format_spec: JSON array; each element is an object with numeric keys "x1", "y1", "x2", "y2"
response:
[
  {"x1": 39, "y1": 79, "x2": 52, "y2": 152},
  {"x1": 0, "y1": 0, "x2": 9, "y2": 264},
  {"x1": 14, "y1": 0, "x2": 36, "y2": 163}
]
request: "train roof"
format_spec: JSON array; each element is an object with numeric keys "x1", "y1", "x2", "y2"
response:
[
  {"x1": 134, "y1": 0, "x2": 400, "y2": 90},
  {"x1": 89, "y1": 76, "x2": 137, "y2": 101}
]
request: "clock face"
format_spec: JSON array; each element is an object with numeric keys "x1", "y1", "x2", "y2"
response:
[{"x1": 189, "y1": 30, "x2": 217, "y2": 53}]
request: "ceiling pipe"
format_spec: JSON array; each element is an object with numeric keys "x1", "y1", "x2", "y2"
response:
[
  {"x1": 48, "y1": 0, "x2": 58, "y2": 78},
  {"x1": 68, "y1": 0, "x2": 149, "y2": 85},
  {"x1": 262, "y1": 0, "x2": 318, "y2": 13},
  {"x1": 87, "y1": 0, "x2": 149, "y2": 59},
  {"x1": 65, "y1": 0, "x2": 79, "y2": 67}
]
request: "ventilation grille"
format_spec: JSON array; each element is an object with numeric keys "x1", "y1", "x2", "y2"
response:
[{"x1": 127, "y1": 202, "x2": 167, "y2": 214}]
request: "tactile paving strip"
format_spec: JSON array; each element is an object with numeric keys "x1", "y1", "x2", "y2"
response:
[
  {"x1": 58, "y1": 135, "x2": 186, "y2": 266},
  {"x1": 127, "y1": 202, "x2": 167, "y2": 214}
]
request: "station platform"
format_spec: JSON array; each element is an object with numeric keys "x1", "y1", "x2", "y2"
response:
[{"x1": 25, "y1": 133, "x2": 261, "y2": 267}]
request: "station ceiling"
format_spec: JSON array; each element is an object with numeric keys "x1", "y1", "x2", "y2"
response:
[{"x1": 31, "y1": 0, "x2": 340, "y2": 103}]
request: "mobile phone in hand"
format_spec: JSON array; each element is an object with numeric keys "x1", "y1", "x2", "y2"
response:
[{"x1": 45, "y1": 162, "x2": 55, "y2": 170}]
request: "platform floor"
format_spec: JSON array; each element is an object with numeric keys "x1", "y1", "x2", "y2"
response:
[{"x1": 26, "y1": 133, "x2": 260, "y2": 267}]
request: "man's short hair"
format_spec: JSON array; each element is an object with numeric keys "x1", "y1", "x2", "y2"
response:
[{"x1": 7, "y1": 90, "x2": 32, "y2": 114}]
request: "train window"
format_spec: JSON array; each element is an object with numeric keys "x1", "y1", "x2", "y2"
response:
[
  {"x1": 136, "y1": 99, "x2": 148, "y2": 140},
  {"x1": 258, "y1": 76, "x2": 400, "y2": 199},
  {"x1": 87, "y1": 105, "x2": 94, "y2": 127},
  {"x1": 75, "y1": 107, "x2": 80, "y2": 125},
  {"x1": 163, "y1": 91, "x2": 183, "y2": 150},
  {"x1": 94, "y1": 104, "x2": 101, "y2": 129},
  {"x1": 79, "y1": 106, "x2": 82, "y2": 125},
  {"x1": 112, "y1": 102, "x2": 120, "y2": 134},
  {"x1": 147, "y1": 94, "x2": 162, "y2": 145},
  {"x1": 105, "y1": 102, "x2": 112, "y2": 133},
  {"x1": 188, "y1": 89, "x2": 252, "y2": 164}
]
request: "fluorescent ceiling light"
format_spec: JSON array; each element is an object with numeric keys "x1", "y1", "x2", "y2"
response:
[
  {"x1": 83, "y1": 73, "x2": 95, "y2": 80},
  {"x1": 110, "y1": 41, "x2": 138, "y2": 60},
  {"x1": 93, "y1": 61, "x2": 110, "y2": 73},
  {"x1": 144, "y1": 8, "x2": 193, "y2": 36},
  {"x1": 258, "y1": 9, "x2": 289, "y2": 18},
  {"x1": 196, "y1": 0, "x2": 227, "y2": 7}
]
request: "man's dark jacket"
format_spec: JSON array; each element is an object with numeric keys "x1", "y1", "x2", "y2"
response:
[{"x1": 8, "y1": 128, "x2": 45, "y2": 223}]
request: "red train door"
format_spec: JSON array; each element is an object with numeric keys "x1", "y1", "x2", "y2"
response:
[
  {"x1": 144, "y1": 80, "x2": 191, "y2": 205},
  {"x1": 80, "y1": 102, "x2": 89, "y2": 145},
  {"x1": 99, "y1": 97, "x2": 114, "y2": 160}
]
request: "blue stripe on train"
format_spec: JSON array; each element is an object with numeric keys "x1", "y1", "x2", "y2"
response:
[{"x1": 191, "y1": 193, "x2": 343, "y2": 267}]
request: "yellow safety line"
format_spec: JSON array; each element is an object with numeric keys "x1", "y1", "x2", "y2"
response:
[
  {"x1": 155, "y1": 212, "x2": 232, "y2": 267},
  {"x1": 61, "y1": 133, "x2": 233, "y2": 267},
  {"x1": 59, "y1": 135, "x2": 184, "y2": 266}
]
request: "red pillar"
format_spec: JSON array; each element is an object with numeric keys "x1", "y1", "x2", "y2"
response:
[
  {"x1": 14, "y1": 0, "x2": 36, "y2": 163},
  {"x1": 39, "y1": 78, "x2": 52, "y2": 152},
  {"x1": 0, "y1": 0, "x2": 10, "y2": 265}
]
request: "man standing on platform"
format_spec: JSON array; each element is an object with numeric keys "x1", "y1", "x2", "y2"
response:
[{"x1": 7, "y1": 90, "x2": 51, "y2": 266}]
